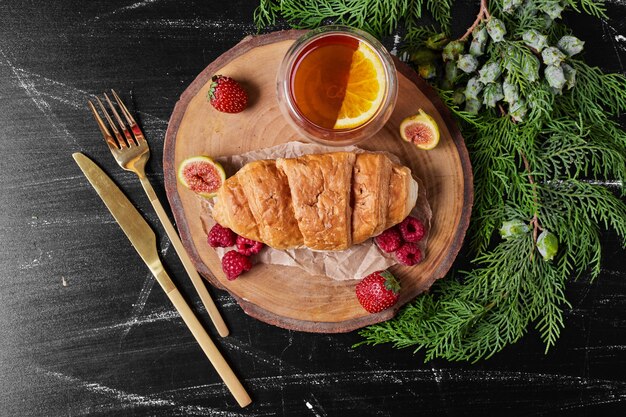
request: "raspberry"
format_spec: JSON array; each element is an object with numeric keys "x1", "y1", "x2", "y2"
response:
[
  {"x1": 236, "y1": 236, "x2": 264, "y2": 256},
  {"x1": 207, "y1": 223, "x2": 236, "y2": 247},
  {"x1": 374, "y1": 227, "x2": 402, "y2": 253},
  {"x1": 399, "y1": 216, "x2": 426, "y2": 242},
  {"x1": 221, "y1": 250, "x2": 252, "y2": 280},
  {"x1": 395, "y1": 242, "x2": 423, "y2": 266}
]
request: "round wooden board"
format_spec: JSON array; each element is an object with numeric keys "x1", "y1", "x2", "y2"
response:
[{"x1": 164, "y1": 30, "x2": 473, "y2": 333}]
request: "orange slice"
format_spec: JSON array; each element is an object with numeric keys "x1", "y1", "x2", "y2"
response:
[{"x1": 333, "y1": 42, "x2": 386, "y2": 130}]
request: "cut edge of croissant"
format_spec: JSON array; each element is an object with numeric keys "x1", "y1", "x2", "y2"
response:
[{"x1": 407, "y1": 176, "x2": 419, "y2": 220}]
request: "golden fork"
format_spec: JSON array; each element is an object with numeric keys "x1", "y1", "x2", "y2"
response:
[{"x1": 88, "y1": 90, "x2": 229, "y2": 337}]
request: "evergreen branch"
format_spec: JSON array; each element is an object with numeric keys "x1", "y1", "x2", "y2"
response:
[
  {"x1": 253, "y1": 0, "x2": 452, "y2": 38},
  {"x1": 255, "y1": 0, "x2": 626, "y2": 363},
  {"x1": 253, "y1": 0, "x2": 411, "y2": 37},
  {"x1": 402, "y1": 24, "x2": 438, "y2": 52},
  {"x1": 497, "y1": 41, "x2": 540, "y2": 96},
  {"x1": 564, "y1": 0, "x2": 608, "y2": 19},
  {"x1": 253, "y1": 0, "x2": 280, "y2": 29},
  {"x1": 460, "y1": 0, "x2": 490, "y2": 41},
  {"x1": 539, "y1": 180, "x2": 626, "y2": 246},
  {"x1": 532, "y1": 262, "x2": 568, "y2": 351},
  {"x1": 569, "y1": 60, "x2": 626, "y2": 117},
  {"x1": 541, "y1": 125, "x2": 626, "y2": 182},
  {"x1": 426, "y1": 0, "x2": 453, "y2": 34}
]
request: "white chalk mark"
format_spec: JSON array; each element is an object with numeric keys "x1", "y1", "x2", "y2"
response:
[
  {"x1": 546, "y1": 179, "x2": 623, "y2": 188},
  {"x1": 100, "y1": 17, "x2": 254, "y2": 32},
  {"x1": 307, "y1": 393, "x2": 327, "y2": 417},
  {"x1": 0, "y1": 53, "x2": 166, "y2": 156},
  {"x1": 601, "y1": 269, "x2": 626, "y2": 277},
  {"x1": 0, "y1": 49, "x2": 78, "y2": 146},
  {"x1": 159, "y1": 238, "x2": 171, "y2": 257},
  {"x1": 119, "y1": 273, "x2": 157, "y2": 341},
  {"x1": 155, "y1": 368, "x2": 626, "y2": 400},
  {"x1": 390, "y1": 33, "x2": 402, "y2": 56},
  {"x1": 119, "y1": 234, "x2": 176, "y2": 342},
  {"x1": 28, "y1": 213, "x2": 118, "y2": 228},
  {"x1": 583, "y1": 179, "x2": 623, "y2": 187},
  {"x1": 600, "y1": 268, "x2": 626, "y2": 279},
  {"x1": 92, "y1": 0, "x2": 165, "y2": 23},
  {"x1": 80, "y1": 297, "x2": 237, "y2": 337},
  {"x1": 154, "y1": 18, "x2": 252, "y2": 31},
  {"x1": 18, "y1": 249, "x2": 52, "y2": 270},
  {"x1": 18, "y1": 258, "x2": 42, "y2": 271},
  {"x1": 62, "y1": 276, "x2": 68, "y2": 287},
  {"x1": 220, "y1": 338, "x2": 298, "y2": 370},
  {"x1": 601, "y1": 20, "x2": 625, "y2": 73},
  {"x1": 37, "y1": 368, "x2": 244, "y2": 416},
  {"x1": 88, "y1": 308, "x2": 179, "y2": 334},
  {"x1": 151, "y1": 365, "x2": 616, "y2": 414},
  {"x1": 8, "y1": 66, "x2": 168, "y2": 125},
  {"x1": 304, "y1": 400, "x2": 321, "y2": 417},
  {"x1": 558, "y1": 391, "x2": 626, "y2": 412}
]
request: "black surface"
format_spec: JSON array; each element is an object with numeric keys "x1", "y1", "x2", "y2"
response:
[{"x1": 1, "y1": 1, "x2": 625, "y2": 416}]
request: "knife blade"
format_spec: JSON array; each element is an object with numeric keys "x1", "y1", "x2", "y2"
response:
[
  {"x1": 72, "y1": 152, "x2": 252, "y2": 407},
  {"x1": 72, "y1": 152, "x2": 175, "y2": 293}
]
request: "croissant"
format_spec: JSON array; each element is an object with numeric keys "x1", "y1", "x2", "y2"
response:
[{"x1": 212, "y1": 152, "x2": 418, "y2": 251}]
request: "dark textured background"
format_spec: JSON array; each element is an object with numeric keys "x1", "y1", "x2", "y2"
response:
[{"x1": 1, "y1": 1, "x2": 625, "y2": 416}]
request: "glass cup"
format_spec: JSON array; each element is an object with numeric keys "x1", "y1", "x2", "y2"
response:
[{"x1": 276, "y1": 25, "x2": 398, "y2": 146}]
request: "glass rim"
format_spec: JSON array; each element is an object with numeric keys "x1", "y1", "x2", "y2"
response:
[{"x1": 276, "y1": 25, "x2": 398, "y2": 145}]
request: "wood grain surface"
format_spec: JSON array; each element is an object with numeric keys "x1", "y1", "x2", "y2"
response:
[
  {"x1": 163, "y1": 30, "x2": 472, "y2": 332},
  {"x1": 1, "y1": 1, "x2": 625, "y2": 416}
]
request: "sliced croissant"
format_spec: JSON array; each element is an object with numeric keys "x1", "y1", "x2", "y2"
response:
[
  {"x1": 351, "y1": 153, "x2": 393, "y2": 245},
  {"x1": 212, "y1": 151, "x2": 417, "y2": 251},
  {"x1": 276, "y1": 152, "x2": 356, "y2": 251},
  {"x1": 237, "y1": 160, "x2": 303, "y2": 249}
]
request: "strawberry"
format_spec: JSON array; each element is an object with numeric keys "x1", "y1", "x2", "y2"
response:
[
  {"x1": 208, "y1": 75, "x2": 248, "y2": 113},
  {"x1": 355, "y1": 270, "x2": 401, "y2": 313},
  {"x1": 208, "y1": 223, "x2": 236, "y2": 248},
  {"x1": 221, "y1": 250, "x2": 252, "y2": 280}
]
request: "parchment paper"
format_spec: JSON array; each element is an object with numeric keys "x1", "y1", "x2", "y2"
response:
[{"x1": 198, "y1": 142, "x2": 432, "y2": 281}]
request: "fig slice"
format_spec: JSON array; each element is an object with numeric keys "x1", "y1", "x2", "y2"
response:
[
  {"x1": 177, "y1": 155, "x2": 225, "y2": 198},
  {"x1": 399, "y1": 109, "x2": 440, "y2": 150}
]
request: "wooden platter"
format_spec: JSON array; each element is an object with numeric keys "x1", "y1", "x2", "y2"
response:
[{"x1": 163, "y1": 30, "x2": 473, "y2": 333}]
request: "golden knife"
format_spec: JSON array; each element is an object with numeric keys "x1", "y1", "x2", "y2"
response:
[{"x1": 72, "y1": 152, "x2": 251, "y2": 408}]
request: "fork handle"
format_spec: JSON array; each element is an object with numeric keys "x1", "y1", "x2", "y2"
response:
[
  {"x1": 139, "y1": 176, "x2": 230, "y2": 337},
  {"x1": 159, "y1": 276, "x2": 252, "y2": 408}
]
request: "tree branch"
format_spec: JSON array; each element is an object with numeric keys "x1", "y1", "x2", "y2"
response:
[
  {"x1": 460, "y1": 0, "x2": 491, "y2": 41},
  {"x1": 521, "y1": 152, "x2": 542, "y2": 252}
]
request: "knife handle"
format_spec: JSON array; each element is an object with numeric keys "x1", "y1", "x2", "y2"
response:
[
  {"x1": 140, "y1": 176, "x2": 230, "y2": 337},
  {"x1": 162, "y1": 280, "x2": 252, "y2": 408}
]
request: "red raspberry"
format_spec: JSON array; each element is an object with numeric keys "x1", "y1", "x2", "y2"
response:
[
  {"x1": 236, "y1": 236, "x2": 264, "y2": 256},
  {"x1": 395, "y1": 242, "x2": 423, "y2": 266},
  {"x1": 208, "y1": 223, "x2": 236, "y2": 247},
  {"x1": 374, "y1": 227, "x2": 402, "y2": 253},
  {"x1": 399, "y1": 216, "x2": 426, "y2": 242},
  {"x1": 221, "y1": 250, "x2": 252, "y2": 280}
]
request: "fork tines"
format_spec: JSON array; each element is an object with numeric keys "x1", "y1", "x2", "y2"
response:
[{"x1": 88, "y1": 90, "x2": 145, "y2": 151}]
